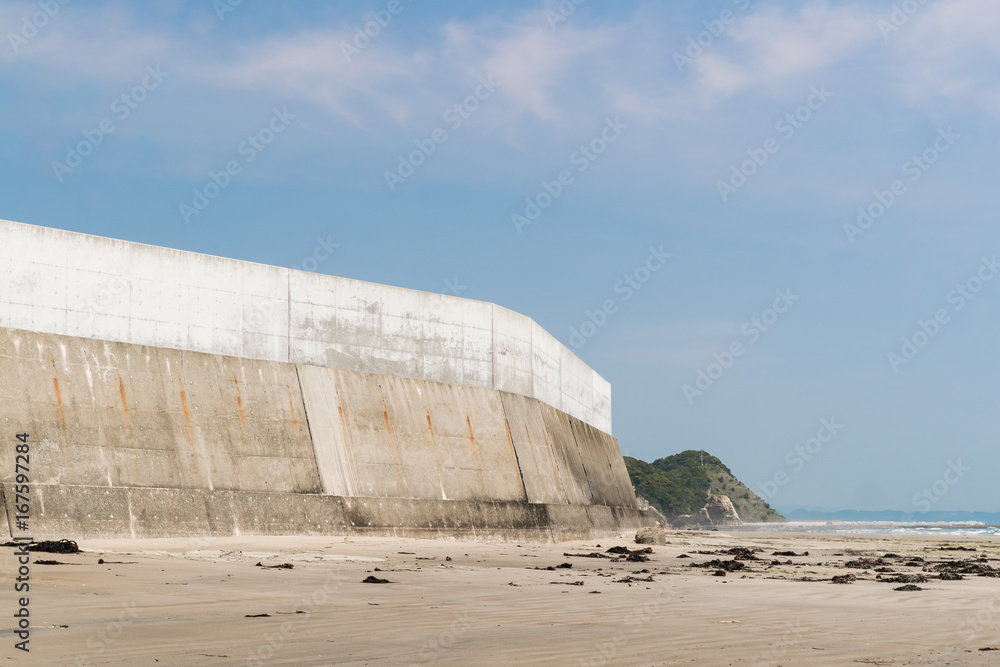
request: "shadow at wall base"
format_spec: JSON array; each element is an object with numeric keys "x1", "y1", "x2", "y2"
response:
[{"x1": 2, "y1": 485, "x2": 655, "y2": 543}]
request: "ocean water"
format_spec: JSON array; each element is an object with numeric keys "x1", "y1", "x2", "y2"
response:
[{"x1": 739, "y1": 522, "x2": 1000, "y2": 538}]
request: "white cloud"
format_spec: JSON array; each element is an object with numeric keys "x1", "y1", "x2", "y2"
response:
[
  {"x1": 1, "y1": 3, "x2": 173, "y2": 80},
  {"x1": 5, "y1": 0, "x2": 1000, "y2": 167},
  {"x1": 210, "y1": 29, "x2": 420, "y2": 129},
  {"x1": 889, "y1": 0, "x2": 1000, "y2": 115},
  {"x1": 694, "y1": 2, "x2": 877, "y2": 96},
  {"x1": 203, "y1": 13, "x2": 619, "y2": 128}
]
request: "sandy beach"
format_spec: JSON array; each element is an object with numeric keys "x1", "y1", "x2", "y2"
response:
[{"x1": 4, "y1": 530, "x2": 999, "y2": 666}]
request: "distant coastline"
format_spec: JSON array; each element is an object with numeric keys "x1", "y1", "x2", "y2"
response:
[
  {"x1": 736, "y1": 521, "x2": 1000, "y2": 537},
  {"x1": 780, "y1": 509, "x2": 1000, "y2": 524}
]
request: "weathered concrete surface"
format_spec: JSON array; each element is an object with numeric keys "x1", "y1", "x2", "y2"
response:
[
  {"x1": 0, "y1": 327, "x2": 321, "y2": 494},
  {"x1": 498, "y1": 391, "x2": 569, "y2": 505},
  {"x1": 6, "y1": 485, "x2": 648, "y2": 541},
  {"x1": 1, "y1": 326, "x2": 646, "y2": 541},
  {"x1": 0, "y1": 218, "x2": 611, "y2": 432},
  {"x1": 297, "y1": 369, "x2": 625, "y2": 507},
  {"x1": 538, "y1": 403, "x2": 594, "y2": 506}
]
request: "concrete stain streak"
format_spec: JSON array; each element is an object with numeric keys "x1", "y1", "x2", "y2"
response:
[
  {"x1": 179, "y1": 376, "x2": 194, "y2": 445},
  {"x1": 118, "y1": 372, "x2": 133, "y2": 441},
  {"x1": 333, "y1": 385, "x2": 360, "y2": 494},
  {"x1": 51, "y1": 356, "x2": 67, "y2": 428},
  {"x1": 177, "y1": 370, "x2": 214, "y2": 492},
  {"x1": 425, "y1": 410, "x2": 448, "y2": 500},
  {"x1": 465, "y1": 414, "x2": 489, "y2": 498},
  {"x1": 378, "y1": 385, "x2": 407, "y2": 496},
  {"x1": 232, "y1": 373, "x2": 247, "y2": 429},
  {"x1": 286, "y1": 386, "x2": 299, "y2": 436}
]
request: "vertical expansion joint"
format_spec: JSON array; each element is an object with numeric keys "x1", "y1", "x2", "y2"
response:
[
  {"x1": 294, "y1": 365, "x2": 320, "y2": 491},
  {"x1": 501, "y1": 406, "x2": 530, "y2": 503},
  {"x1": 0, "y1": 485, "x2": 12, "y2": 539},
  {"x1": 569, "y1": 423, "x2": 597, "y2": 506}
]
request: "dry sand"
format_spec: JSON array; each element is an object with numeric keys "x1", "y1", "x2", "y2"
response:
[{"x1": 4, "y1": 530, "x2": 1000, "y2": 666}]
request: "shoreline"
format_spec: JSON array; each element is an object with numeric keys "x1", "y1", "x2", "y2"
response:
[{"x1": 6, "y1": 530, "x2": 1000, "y2": 665}]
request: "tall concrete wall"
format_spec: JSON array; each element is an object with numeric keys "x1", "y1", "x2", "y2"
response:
[
  {"x1": 0, "y1": 327, "x2": 643, "y2": 541},
  {"x1": 0, "y1": 219, "x2": 611, "y2": 433}
]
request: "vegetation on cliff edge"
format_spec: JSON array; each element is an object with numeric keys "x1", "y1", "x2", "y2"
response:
[{"x1": 625, "y1": 450, "x2": 785, "y2": 523}]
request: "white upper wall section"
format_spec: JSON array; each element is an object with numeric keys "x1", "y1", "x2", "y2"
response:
[{"x1": 0, "y1": 219, "x2": 612, "y2": 432}]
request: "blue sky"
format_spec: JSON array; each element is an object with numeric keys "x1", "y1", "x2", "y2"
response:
[{"x1": 3, "y1": 0, "x2": 999, "y2": 514}]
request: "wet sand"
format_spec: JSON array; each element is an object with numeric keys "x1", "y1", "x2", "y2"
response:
[{"x1": 5, "y1": 530, "x2": 1000, "y2": 666}]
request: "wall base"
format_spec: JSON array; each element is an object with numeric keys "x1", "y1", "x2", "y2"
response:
[{"x1": 4, "y1": 484, "x2": 655, "y2": 543}]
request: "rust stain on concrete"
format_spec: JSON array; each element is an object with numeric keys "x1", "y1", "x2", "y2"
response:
[
  {"x1": 466, "y1": 414, "x2": 488, "y2": 496},
  {"x1": 118, "y1": 372, "x2": 133, "y2": 440},
  {"x1": 334, "y1": 385, "x2": 360, "y2": 491},
  {"x1": 335, "y1": 389, "x2": 352, "y2": 452},
  {"x1": 179, "y1": 376, "x2": 194, "y2": 444},
  {"x1": 378, "y1": 385, "x2": 406, "y2": 495},
  {"x1": 286, "y1": 386, "x2": 299, "y2": 435},
  {"x1": 51, "y1": 356, "x2": 66, "y2": 428},
  {"x1": 338, "y1": 405, "x2": 348, "y2": 433},
  {"x1": 233, "y1": 373, "x2": 246, "y2": 426},
  {"x1": 424, "y1": 409, "x2": 446, "y2": 494}
]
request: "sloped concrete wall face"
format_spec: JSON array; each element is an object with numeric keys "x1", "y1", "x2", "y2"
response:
[
  {"x1": 0, "y1": 219, "x2": 611, "y2": 433},
  {"x1": 0, "y1": 327, "x2": 643, "y2": 541},
  {"x1": 0, "y1": 327, "x2": 321, "y2": 495}
]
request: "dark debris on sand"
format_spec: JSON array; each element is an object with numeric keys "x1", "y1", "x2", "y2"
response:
[
  {"x1": 533, "y1": 563, "x2": 573, "y2": 571},
  {"x1": 932, "y1": 560, "x2": 999, "y2": 577},
  {"x1": 880, "y1": 574, "x2": 928, "y2": 584},
  {"x1": 0, "y1": 539, "x2": 83, "y2": 553},
  {"x1": 693, "y1": 559, "x2": 746, "y2": 572},
  {"x1": 362, "y1": 576, "x2": 391, "y2": 584},
  {"x1": 605, "y1": 546, "x2": 653, "y2": 562},
  {"x1": 32, "y1": 539, "x2": 82, "y2": 554},
  {"x1": 564, "y1": 552, "x2": 611, "y2": 559}
]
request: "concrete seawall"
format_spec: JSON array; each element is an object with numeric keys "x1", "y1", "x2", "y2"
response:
[
  {"x1": 0, "y1": 327, "x2": 647, "y2": 541},
  {"x1": 0, "y1": 219, "x2": 611, "y2": 433}
]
